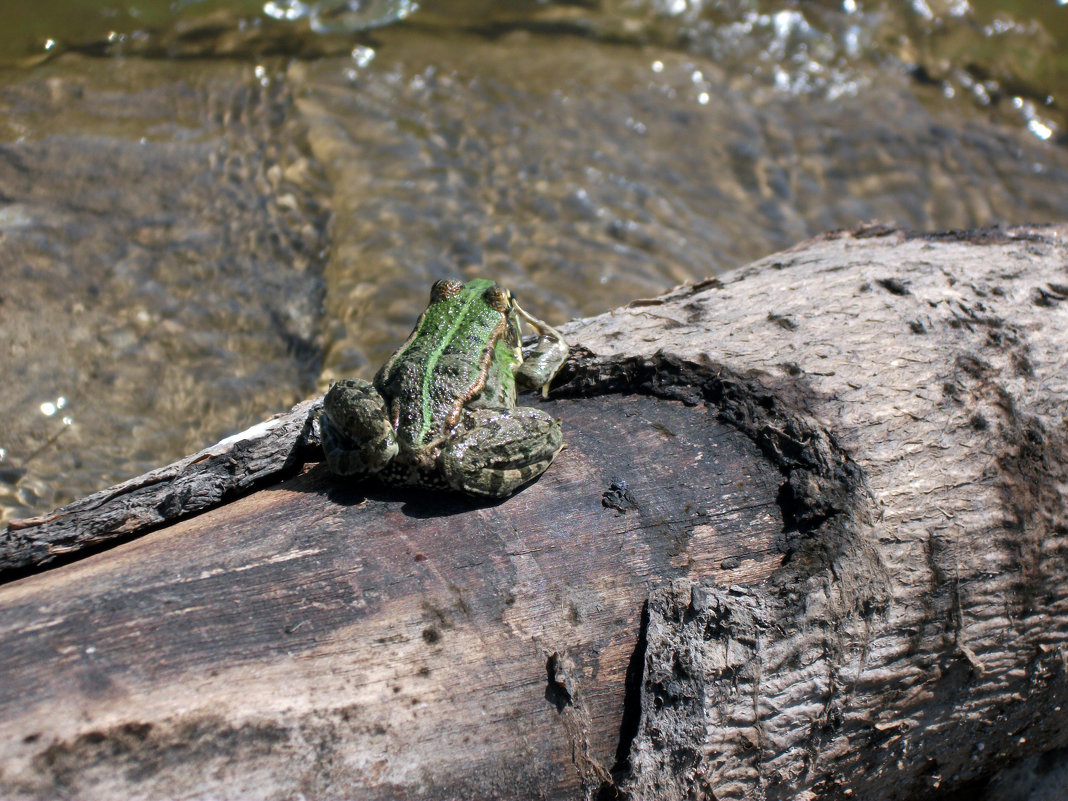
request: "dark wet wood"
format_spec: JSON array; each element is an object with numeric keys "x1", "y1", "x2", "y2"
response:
[
  {"x1": 0, "y1": 391, "x2": 784, "y2": 800},
  {"x1": 0, "y1": 398, "x2": 322, "y2": 581}
]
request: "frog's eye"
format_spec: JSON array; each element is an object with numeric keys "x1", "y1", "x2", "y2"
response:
[
  {"x1": 483, "y1": 286, "x2": 512, "y2": 313},
  {"x1": 430, "y1": 279, "x2": 464, "y2": 302}
]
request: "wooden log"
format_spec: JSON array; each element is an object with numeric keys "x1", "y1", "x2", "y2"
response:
[
  {"x1": 0, "y1": 371, "x2": 787, "y2": 800},
  {"x1": 2, "y1": 223, "x2": 1067, "y2": 799}
]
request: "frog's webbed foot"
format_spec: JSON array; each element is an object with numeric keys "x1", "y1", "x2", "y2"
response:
[
  {"x1": 440, "y1": 407, "x2": 563, "y2": 498},
  {"x1": 321, "y1": 378, "x2": 398, "y2": 476}
]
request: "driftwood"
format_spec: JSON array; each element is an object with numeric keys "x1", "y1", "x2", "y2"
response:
[{"x1": 2, "y1": 224, "x2": 1068, "y2": 799}]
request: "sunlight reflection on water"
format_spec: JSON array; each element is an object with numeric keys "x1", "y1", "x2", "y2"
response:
[
  {"x1": 263, "y1": 0, "x2": 418, "y2": 32},
  {"x1": 0, "y1": 0, "x2": 1066, "y2": 523}
]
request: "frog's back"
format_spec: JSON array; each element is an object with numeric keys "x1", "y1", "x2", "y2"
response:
[{"x1": 376, "y1": 280, "x2": 509, "y2": 449}]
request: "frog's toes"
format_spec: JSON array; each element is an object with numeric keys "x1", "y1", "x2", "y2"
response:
[
  {"x1": 321, "y1": 379, "x2": 398, "y2": 475},
  {"x1": 441, "y1": 407, "x2": 563, "y2": 498}
]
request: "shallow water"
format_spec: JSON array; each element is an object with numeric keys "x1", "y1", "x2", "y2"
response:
[{"x1": 2, "y1": 0, "x2": 1068, "y2": 521}]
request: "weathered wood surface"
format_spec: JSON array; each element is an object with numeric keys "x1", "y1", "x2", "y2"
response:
[
  {"x1": 2, "y1": 223, "x2": 1068, "y2": 800},
  {"x1": 0, "y1": 386, "x2": 787, "y2": 800},
  {"x1": 587, "y1": 225, "x2": 1068, "y2": 801}
]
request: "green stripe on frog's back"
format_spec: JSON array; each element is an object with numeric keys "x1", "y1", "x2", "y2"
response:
[
  {"x1": 418, "y1": 288, "x2": 500, "y2": 442},
  {"x1": 377, "y1": 279, "x2": 507, "y2": 448},
  {"x1": 376, "y1": 279, "x2": 496, "y2": 384}
]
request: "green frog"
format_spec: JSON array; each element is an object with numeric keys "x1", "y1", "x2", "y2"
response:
[{"x1": 320, "y1": 278, "x2": 569, "y2": 498}]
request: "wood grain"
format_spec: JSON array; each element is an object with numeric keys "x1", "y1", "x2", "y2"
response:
[{"x1": 0, "y1": 392, "x2": 784, "y2": 800}]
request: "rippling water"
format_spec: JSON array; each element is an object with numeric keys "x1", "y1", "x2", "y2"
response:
[
  {"x1": 5, "y1": 0, "x2": 1066, "y2": 140},
  {"x1": 1, "y1": 0, "x2": 1067, "y2": 521}
]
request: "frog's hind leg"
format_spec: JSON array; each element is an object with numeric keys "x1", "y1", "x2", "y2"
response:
[
  {"x1": 320, "y1": 378, "x2": 398, "y2": 475},
  {"x1": 440, "y1": 407, "x2": 563, "y2": 498}
]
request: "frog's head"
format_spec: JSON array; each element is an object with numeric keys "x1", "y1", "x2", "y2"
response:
[{"x1": 430, "y1": 278, "x2": 517, "y2": 316}]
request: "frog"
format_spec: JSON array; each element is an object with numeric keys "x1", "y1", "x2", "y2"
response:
[{"x1": 320, "y1": 278, "x2": 569, "y2": 498}]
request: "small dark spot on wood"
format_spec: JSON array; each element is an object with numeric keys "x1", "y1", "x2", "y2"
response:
[
  {"x1": 720, "y1": 557, "x2": 742, "y2": 570},
  {"x1": 602, "y1": 480, "x2": 637, "y2": 514},
  {"x1": 23, "y1": 732, "x2": 40, "y2": 744},
  {"x1": 852, "y1": 222, "x2": 899, "y2": 238},
  {"x1": 682, "y1": 302, "x2": 705, "y2": 323},
  {"x1": 651, "y1": 422, "x2": 677, "y2": 438},
  {"x1": 1013, "y1": 352, "x2": 1034, "y2": 378},
  {"x1": 568, "y1": 604, "x2": 581, "y2": 625},
  {"x1": 876, "y1": 277, "x2": 911, "y2": 296},
  {"x1": 423, "y1": 602, "x2": 451, "y2": 629},
  {"x1": 1032, "y1": 287, "x2": 1063, "y2": 307},
  {"x1": 413, "y1": 553, "x2": 426, "y2": 562},
  {"x1": 995, "y1": 388, "x2": 1019, "y2": 417},
  {"x1": 418, "y1": 666, "x2": 431, "y2": 678},
  {"x1": 986, "y1": 329, "x2": 1019, "y2": 348},
  {"x1": 392, "y1": 686, "x2": 401, "y2": 694},
  {"x1": 991, "y1": 286, "x2": 1005, "y2": 296},
  {"x1": 777, "y1": 468, "x2": 851, "y2": 533},
  {"x1": 908, "y1": 319, "x2": 926, "y2": 334},
  {"x1": 956, "y1": 354, "x2": 991, "y2": 379},
  {"x1": 768, "y1": 312, "x2": 798, "y2": 331},
  {"x1": 858, "y1": 282, "x2": 872, "y2": 293},
  {"x1": 688, "y1": 277, "x2": 723, "y2": 292},
  {"x1": 1047, "y1": 282, "x2": 1068, "y2": 297},
  {"x1": 970, "y1": 413, "x2": 989, "y2": 431},
  {"x1": 545, "y1": 653, "x2": 573, "y2": 713},
  {"x1": 82, "y1": 731, "x2": 108, "y2": 746},
  {"x1": 656, "y1": 315, "x2": 689, "y2": 329},
  {"x1": 421, "y1": 627, "x2": 441, "y2": 644},
  {"x1": 781, "y1": 362, "x2": 802, "y2": 377}
]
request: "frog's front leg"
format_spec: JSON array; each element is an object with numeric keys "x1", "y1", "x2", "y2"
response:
[
  {"x1": 320, "y1": 378, "x2": 398, "y2": 476},
  {"x1": 514, "y1": 305, "x2": 568, "y2": 394},
  {"x1": 440, "y1": 407, "x2": 563, "y2": 497}
]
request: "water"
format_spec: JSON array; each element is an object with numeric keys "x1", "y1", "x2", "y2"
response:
[{"x1": 1, "y1": 0, "x2": 1068, "y2": 521}]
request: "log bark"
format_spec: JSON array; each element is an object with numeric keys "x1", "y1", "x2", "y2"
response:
[{"x1": 2, "y1": 224, "x2": 1068, "y2": 800}]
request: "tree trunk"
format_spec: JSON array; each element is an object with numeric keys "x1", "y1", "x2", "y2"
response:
[{"x1": 2, "y1": 224, "x2": 1067, "y2": 800}]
